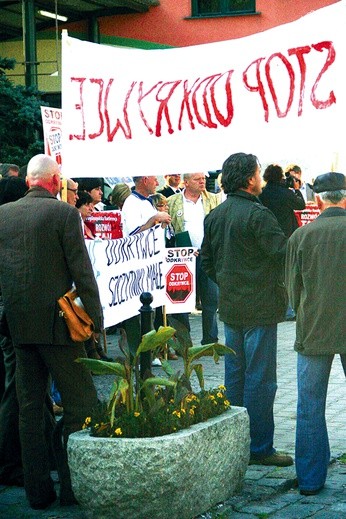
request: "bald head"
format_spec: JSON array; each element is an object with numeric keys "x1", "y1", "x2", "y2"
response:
[{"x1": 26, "y1": 154, "x2": 61, "y2": 196}]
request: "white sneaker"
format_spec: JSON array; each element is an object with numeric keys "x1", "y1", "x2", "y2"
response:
[{"x1": 151, "y1": 358, "x2": 162, "y2": 367}]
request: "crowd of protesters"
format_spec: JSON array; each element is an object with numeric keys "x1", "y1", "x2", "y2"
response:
[{"x1": 0, "y1": 153, "x2": 344, "y2": 509}]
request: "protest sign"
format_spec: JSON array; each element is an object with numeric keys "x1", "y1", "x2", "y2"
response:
[
  {"x1": 85, "y1": 211, "x2": 123, "y2": 239},
  {"x1": 164, "y1": 247, "x2": 197, "y2": 314},
  {"x1": 61, "y1": 2, "x2": 346, "y2": 177},
  {"x1": 295, "y1": 204, "x2": 321, "y2": 226},
  {"x1": 41, "y1": 107, "x2": 62, "y2": 166},
  {"x1": 85, "y1": 225, "x2": 166, "y2": 327}
]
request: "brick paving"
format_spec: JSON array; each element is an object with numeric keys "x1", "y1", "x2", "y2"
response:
[{"x1": 1, "y1": 312, "x2": 346, "y2": 517}]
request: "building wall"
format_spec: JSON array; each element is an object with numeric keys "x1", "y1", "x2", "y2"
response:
[
  {"x1": 0, "y1": 0, "x2": 339, "y2": 94},
  {"x1": 98, "y1": 0, "x2": 338, "y2": 47}
]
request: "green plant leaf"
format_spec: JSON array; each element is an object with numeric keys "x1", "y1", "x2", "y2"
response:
[
  {"x1": 141, "y1": 377, "x2": 177, "y2": 391},
  {"x1": 136, "y1": 326, "x2": 176, "y2": 356},
  {"x1": 190, "y1": 363, "x2": 205, "y2": 390},
  {"x1": 76, "y1": 358, "x2": 126, "y2": 378},
  {"x1": 188, "y1": 343, "x2": 235, "y2": 362},
  {"x1": 160, "y1": 359, "x2": 176, "y2": 377}
]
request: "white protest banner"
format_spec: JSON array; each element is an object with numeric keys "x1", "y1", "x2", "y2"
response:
[
  {"x1": 40, "y1": 107, "x2": 62, "y2": 166},
  {"x1": 85, "y1": 225, "x2": 166, "y2": 327},
  {"x1": 164, "y1": 247, "x2": 197, "y2": 314},
  {"x1": 61, "y1": 2, "x2": 346, "y2": 177}
]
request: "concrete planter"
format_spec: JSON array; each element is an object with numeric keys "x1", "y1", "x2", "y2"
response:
[{"x1": 67, "y1": 406, "x2": 250, "y2": 519}]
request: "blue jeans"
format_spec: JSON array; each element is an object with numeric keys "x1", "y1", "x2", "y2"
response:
[
  {"x1": 196, "y1": 256, "x2": 219, "y2": 345},
  {"x1": 296, "y1": 353, "x2": 346, "y2": 491},
  {"x1": 224, "y1": 324, "x2": 278, "y2": 457}
]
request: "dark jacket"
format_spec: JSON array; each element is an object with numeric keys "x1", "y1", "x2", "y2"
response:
[
  {"x1": 285, "y1": 207, "x2": 346, "y2": 355},
  {"x1": 259, "y1": 182, "x2": 306, "y2": 237},
  {"x1": 157, "y1": 185, "x2": 180, "y2": 198},
  {"x1": 0, "y1": 187, "x2": 103, "y2": 345},
  {"x1": 201, "y1": 190, "x2": 287, "y2": 327}
]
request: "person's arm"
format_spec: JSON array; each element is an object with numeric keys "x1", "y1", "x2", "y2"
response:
[
  {"x1": 62, "y1": 207, "x2": 104, "y2": 332},
  {"x1": 285, "y1": 235, "x2": 302, "y2": 312},
  {"x1": 286, "y1": 183, "x2": 306, "y2": 210},
  {"x1": 200, "y1": 214, "x2": 217, "y2": 283},
  {"x1": 134, "y1": 211, "x2": 171, "y2": 234}
]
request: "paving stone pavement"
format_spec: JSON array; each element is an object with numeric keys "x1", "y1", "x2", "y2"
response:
[{"x1": 1, "y1": 312, "x2": 346, "y2": 518}]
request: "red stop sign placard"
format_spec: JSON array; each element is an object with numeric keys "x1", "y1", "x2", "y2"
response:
[{"x1": 166, "y1": 264, "x2": 193, "y2": 303}]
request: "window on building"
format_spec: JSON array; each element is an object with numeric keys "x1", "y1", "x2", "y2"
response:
[{"x1": 192, "y1": 0, "x2": 256, "y2": 17}]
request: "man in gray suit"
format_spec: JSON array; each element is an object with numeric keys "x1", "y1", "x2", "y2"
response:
[{"x1": 0, "y1": 154, "x2": 103, "y2": 510}]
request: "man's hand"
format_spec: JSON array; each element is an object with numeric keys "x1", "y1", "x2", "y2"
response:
[{"x1": 156, "y1": 211, "x2": 172, "y2": 225}]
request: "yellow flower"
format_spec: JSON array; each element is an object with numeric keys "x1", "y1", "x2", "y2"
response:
[
  {"x1": 216, "y1": 392, "x2": 223, "y2": 398},
  {"x1": 84, "y1": 417, "x2": 91, "y2": 425},
  {"x1": 172, "y1": 410, "x2": 181, "y2": 418},
  {"x1": 189, "y1": 409, "x2": 195, "y2": 416},
  {"x1": 218, "y1": 385, "x2": 226, "y2": 391},
  {"x1": 115, "y1": 428, "x2": 123, "y2": 436},
  {"x1": 208, "y1": 395, "x2": 215, "y2": 401},
  {"x1": 224, "y1": 400, "x2": 231, "y2": 407},
  {"x1": 134, "y1": 412, "x2": 140, "y2": 417}
]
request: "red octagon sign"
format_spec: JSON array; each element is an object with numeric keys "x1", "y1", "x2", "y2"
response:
[{"x1": 166, "y1": 264, "x2": 193, "y2": 304}]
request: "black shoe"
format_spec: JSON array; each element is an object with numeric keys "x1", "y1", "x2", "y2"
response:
[
  {"x1": 97, "y1": 349, "x2": 113, "y2": 362},
  {"x1": 300, "y1": 485, "x2": 324, "y2": 496},
  {"x1": 0, "y1": 473, "x2": 24, "y2": 487},
  {"x1": 30, "y1": 490, "x2": 57, "y2": 510}
]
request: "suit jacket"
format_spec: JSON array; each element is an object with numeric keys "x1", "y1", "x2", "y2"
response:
[
  {"x1": 157, "y1": 185, "x2": 181, "y2": 198},
  {"x1": 0, "y1": 187, "x2": 103, "y2": 345}
]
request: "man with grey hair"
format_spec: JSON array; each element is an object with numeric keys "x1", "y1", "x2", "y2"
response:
[
  {"x1": 0, "y1": 154, "x2": 102, "y2": 509},
  {"x1": 285, "y1": 172, "x2": 346, "y2": 496},
  {"x1": 169, "y1": 172, "x2": 219, "y2": 344}
]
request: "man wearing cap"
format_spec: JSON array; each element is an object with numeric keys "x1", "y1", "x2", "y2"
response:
[{"x1": 285, "y1": 172, "x2": 346, "y2": 496}]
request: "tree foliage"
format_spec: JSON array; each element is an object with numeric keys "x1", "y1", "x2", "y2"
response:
[{"x1": 0, "y1": 56, "x2": 47, "y2": 167}]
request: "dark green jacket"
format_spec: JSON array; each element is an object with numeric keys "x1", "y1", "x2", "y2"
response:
[
  {"x1": 285, "y1": 207, "x2": 346, "y2": 355},
  {"x1": 201, "y1": 190, "x2": 287, "y2": 327}
]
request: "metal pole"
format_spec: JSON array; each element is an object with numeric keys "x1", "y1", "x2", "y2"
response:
[
  {"x1": 22, "y1": 0, "x2": 37, "y2": 89},
  {"x1": 139, "y1": 292, "x2": 154, "y2": 379}
]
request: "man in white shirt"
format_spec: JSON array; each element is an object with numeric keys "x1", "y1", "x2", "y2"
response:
[{"x1": 121, "y1": 176, "x2": 171, "y2": 236}]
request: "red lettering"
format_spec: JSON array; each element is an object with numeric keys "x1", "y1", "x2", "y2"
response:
[
  {"x1": 69, "y1": 77, "x2": 86, "y2": 140},
  {"x1": 88, "y1": 79, "x2": 104, "y2": 139},
  {"x1": 178, "y1": 78, "x2": 200, "y2": 131},
  {"x1": 242, "y1": 58, "x2": 269, "y2": 122},
  {"x1": 192, "y1": 75, "x2": 219, "y2": 128},
  {"x1": 105, "y1": 79, "x2": 137, "y2": 141},
  {"x1": 310, "y1": 41, "x2": 336, "y2": 109},
  {"x1": 288, "y1": 46, "x2": 311, "y2": 116},
  {"x1": 138, "y1": 81, "x2": 162, "y2": 135},
  {"x1": 155, "y1": 81, "x2": 181, "y2": 137},
  {"x1": 265, "y1": 53, "x2": 295, "y2": 118},
  {"x1": 210, "y1": 70, "x2": 234, "y2": 127}
]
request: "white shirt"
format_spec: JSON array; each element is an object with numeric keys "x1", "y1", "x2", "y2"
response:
[
  {"x1": 183, "y1": 193, "x2": 205, "y2": 248},
  {"x1": 121, "y1": 191, "x2": 156, "y2": 236}
]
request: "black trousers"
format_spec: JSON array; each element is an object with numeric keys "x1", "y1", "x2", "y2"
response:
[{"x1": 15, "y1": 343, "x2": 98, "y2": 506}]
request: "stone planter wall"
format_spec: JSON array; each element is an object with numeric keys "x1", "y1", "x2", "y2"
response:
[{"x1": 68, "y1": 406, "x2": 250, "y2": 519}]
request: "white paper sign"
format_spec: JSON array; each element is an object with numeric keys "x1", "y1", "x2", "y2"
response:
[
  {"x1": 86, "y1": 226, "x2": 166, "y2": 327},
  {"x1": 41, "y1": 106, "x2": 63, "y2": 166},
  {"x1": 164, "y1": 247, "x2": 197, "y2": 314},
  {"x1": 61, "y1": 2, "x2": 346, "y2": 177}
]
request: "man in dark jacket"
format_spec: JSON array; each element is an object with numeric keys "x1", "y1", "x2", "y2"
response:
[
  {"x1": 285, "y1": 172, "x2": 346, "y2": 496},
  {"x1": 201, "y1": 152, "x2": 292, "y2": 467},
  {"x1": 0, "y1": 154, "x2": 103, "y2": 510}
]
